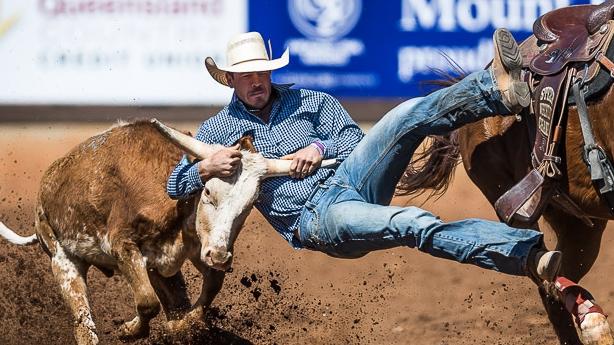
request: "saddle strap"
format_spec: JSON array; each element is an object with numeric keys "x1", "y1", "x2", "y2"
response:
[
  {"x1": 531, "y1": 67, "x2": 572, "y2": 176},
  {"x1": 572, "y1": 81, "x2": 614, "y2": 213},
  {"x1": 551, "y1": 189, "x2": 595, "y2": 227},
  {"x1": 597, "y1": 51, "x2": 614, "y2": 76}
]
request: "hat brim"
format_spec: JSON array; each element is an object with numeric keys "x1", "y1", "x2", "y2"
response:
[{"x1": 205, "y1": 48, "x2": 289, "y2": 87}]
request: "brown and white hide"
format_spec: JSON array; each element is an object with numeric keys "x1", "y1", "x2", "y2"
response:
[{"x1": 0, "y1": 120, "x2": 268, "y2": 345}]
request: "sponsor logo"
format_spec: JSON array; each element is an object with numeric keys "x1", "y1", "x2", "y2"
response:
[
  {"x1": 400, "y1": 0, "x2": 598, "y2": 33},
  {"x1": 38, "y1": 0, "x2": 224, "y2": 17},
  {"x1": 398, "y1": 39, "x2": 493, "y2": 82},
  {"x1": 287, "y1": 0, "x2": 364, "y2": 67},
  {"x1": 0, "y1": 1, "x2": 19, "y2": 39},
  {"x1": 288, "y1": 0, "x2": 361, "y2": 41},
  {"x1": 397, "y1": 0, "x2": 596, "y2": 82}
]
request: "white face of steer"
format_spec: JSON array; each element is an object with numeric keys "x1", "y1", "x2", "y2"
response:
[{"x1": 195, "y1": 152, "x2": 267, "y2": 271}]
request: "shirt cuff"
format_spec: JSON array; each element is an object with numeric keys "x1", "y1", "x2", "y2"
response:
[
  {"x1": 187, "y1": 162, "x2": 205, "y2": 190},
  {"x1": 316, "y1": 139, "x2": 337, "y2": 160},
  {"x1": 310, "y1": 141, "x2": 325, "y2": 156}
]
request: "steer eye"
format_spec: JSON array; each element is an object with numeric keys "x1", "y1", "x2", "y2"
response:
[{"x1": 201, "y1": 188, "x2": 216, "y2": 207}]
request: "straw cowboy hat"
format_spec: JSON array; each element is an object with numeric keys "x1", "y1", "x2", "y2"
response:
[{"x1": 205, "y1": 32, "x2": 289, "y2": 87}]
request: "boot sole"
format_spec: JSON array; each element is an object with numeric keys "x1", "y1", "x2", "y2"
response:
[
  {"x1": 494, "y1": 29, "x2": 528, "y2": 109},
  {"x1": 494, "y1": 29, "x2": 523, "y2": 74}
]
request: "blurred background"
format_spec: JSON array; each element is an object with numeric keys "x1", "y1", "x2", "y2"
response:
[{"x1": 0, "y1": 0, "x2": 601, "y2": 121}]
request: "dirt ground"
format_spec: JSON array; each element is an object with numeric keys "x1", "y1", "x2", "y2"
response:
[{"x1": 1, "y1": 121, "x2": 613, "y2": 345}]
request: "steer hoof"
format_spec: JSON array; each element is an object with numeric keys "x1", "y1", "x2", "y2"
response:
[
  {"x1": 186, "y1": 306, "x2": 205, "y2": 321},
  {"x1": 165, "y1": 318, "x2": 188, "y2": 334},
  {"x1": 166, "y1": 307, "x2": 205, "y2": 334},
  {"x1": 118, "y1": 316, "x2": 150, "y2": 341},
  {"x1": 580, "y1": 313, "x2": 614, "y2": 345},
  {"x1": 164, "y1": 307, "x2": 208, "y2": 343}
]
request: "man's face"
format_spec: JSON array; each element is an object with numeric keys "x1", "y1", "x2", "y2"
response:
[{"x1": 227, "y1": 71, "x2": 272, "y2": 109}]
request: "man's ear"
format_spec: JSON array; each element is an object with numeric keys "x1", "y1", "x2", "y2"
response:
[
  {"x1": 225, "y1": 72, "x2": 234, "y2": 87},
  {"x1": 236, "y1": 135, "x2": 257, "y2": 153}
]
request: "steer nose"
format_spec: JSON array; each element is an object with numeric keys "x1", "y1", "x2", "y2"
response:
[{"x1": 203, "y1": 247, "x2": 233, "y2": 271}]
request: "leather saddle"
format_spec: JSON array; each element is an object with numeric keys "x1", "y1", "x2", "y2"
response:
[
  {"x1": 494, "y1": 1, "x2": 614, "y2": 227},
  {"x1": 531, "y1": 4, "x2": 614, "y2": 75}
]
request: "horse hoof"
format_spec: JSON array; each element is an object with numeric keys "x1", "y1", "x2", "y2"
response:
[
  {"x1": 580, "y1": 313, "x2": 614, "y2": 345},
  {"x1": 118, "y1": 316, "x2": 149, "y2": 341}
]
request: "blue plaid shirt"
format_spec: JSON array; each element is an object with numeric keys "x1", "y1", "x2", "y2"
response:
[{"x1": 167, "y1": 84, "x2": 364, "y2": 247}]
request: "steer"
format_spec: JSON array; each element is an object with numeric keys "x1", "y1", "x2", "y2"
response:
[{"x1": 0, "y1": 119, "x2": 335, "y2": 345}]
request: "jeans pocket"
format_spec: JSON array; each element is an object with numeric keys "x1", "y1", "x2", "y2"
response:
[
  {"x1": 300, "y1": 206, "x2": 334, "y2": 250},
  {"x1": 298, "y1": 207, "x2": 316, "y2": 247}
]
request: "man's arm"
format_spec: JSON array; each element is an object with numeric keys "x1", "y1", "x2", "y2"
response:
[
  {"x1": 283, "y1": 93, "x2": 364, "y2": 178},
  {"x1": 166, "y1": 119, "x2": 241, "y2": 199},
  {"x1": 167, "y1": 154, "x2": 205, "y2": 199},
  {"x1": 313, "y1": 94, "x2": 364, "y2": 161}
]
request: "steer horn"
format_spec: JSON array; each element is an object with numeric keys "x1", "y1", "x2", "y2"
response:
[
  {"x1": 151, "y1": 118, "x2": 217, "y2": 158},
  {"x1": 151, "y1": 118, "x2": 339, "y2": 176},
  {"x1": 264, "y1": 159, "x2": 338, "y2": 177}
]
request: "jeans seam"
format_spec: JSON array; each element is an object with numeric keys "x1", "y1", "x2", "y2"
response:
[
  {"x1": 355, "y1": 91, "x2": 491, "y2": 191},
  {"x1": 433, "y1": 232, "x2": 476, "y2": 245}
]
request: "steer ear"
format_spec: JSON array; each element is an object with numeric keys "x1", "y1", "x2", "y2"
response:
[{"x1": 236, "y1": 135, "x2": 257, "y2": 153}]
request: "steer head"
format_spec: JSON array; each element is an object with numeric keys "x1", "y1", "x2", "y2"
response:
[
  {"x1": 193, "y1": 138, "x2": 265, "y2": 271},
  {"x1": 152, "y1": 119, "x2": 335, "y2": 271}
]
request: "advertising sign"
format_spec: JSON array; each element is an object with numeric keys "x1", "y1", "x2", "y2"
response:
[
  {"x1": 0, "y1": 0, "x2": 246, "y2": 105},
  {"x1": 250, "y1": 0, "x2": 602, "y2": 98},
  {"x1": 0, "y1": 0, "x2": 606, "y2": 105}
]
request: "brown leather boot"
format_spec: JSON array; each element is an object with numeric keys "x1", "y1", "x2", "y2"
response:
[{"x1": 491, "y1": 28, "x2": 531, "y2": 112}]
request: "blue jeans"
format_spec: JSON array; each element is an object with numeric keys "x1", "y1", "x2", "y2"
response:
[{"x1": 297, "y1": 70, "x2": 542, "y2": 276}]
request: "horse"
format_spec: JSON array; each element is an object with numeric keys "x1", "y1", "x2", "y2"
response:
[{"x1": 396, "y1": 6, "x2": 614, "y2": 345}]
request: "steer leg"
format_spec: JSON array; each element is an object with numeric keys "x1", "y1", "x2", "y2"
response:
[
  {"x1": 190, "y1": 257, "x2": 226, "y2": 309},
  {"x1": 112, "y1": 241, "x2": 161, "y2": 340},
  {"x1": 148, "y1": 270, "x2": 191, "y2": 321},
  {"x1": 542, "y1": 206, "x2": 612, "y2": 345},
  {"x1": 50, "y1": 246, "x2": 98, "y2": 345},
  {"x1": 166, "y1": 257, "x2": 226, "y2": 332}
]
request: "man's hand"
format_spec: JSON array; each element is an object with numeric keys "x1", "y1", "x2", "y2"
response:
[
  {"x1": 281, "y1": 145, "x2": 323, "y2": 179},
  {"x1": 198, "y1": 144, "x2": 242, "y2": 180}
]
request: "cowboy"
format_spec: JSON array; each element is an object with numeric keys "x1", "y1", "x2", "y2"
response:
[{"x1": 167, "y1": 30, "x2": 561, "y2": 281}]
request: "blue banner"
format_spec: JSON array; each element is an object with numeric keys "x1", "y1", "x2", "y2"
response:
[{"x1": 249, "y1": 0, "x2": 599, "y2": 98}]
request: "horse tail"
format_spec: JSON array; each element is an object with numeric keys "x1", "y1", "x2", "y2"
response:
[
  {"x1": 396, "y1": 64, "x2": 465, "y2": 200},
  {"x1": 396, "y1": 132, "x2": 461, "y2": 199}
]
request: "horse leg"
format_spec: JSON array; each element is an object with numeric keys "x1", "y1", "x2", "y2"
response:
[
  {"x1": 50, "y1": 246, "x2": 98, "y2": 345},
  {"x1": 542, "y1": 206, "x2": 613, "y2": 345}
]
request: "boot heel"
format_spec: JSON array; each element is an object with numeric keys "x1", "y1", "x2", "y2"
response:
[{"x1": 510, "y1": 81, "x2": 531, "y2": 108}]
